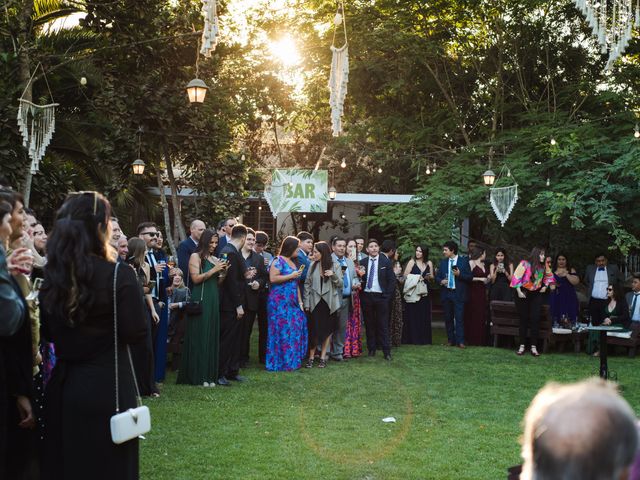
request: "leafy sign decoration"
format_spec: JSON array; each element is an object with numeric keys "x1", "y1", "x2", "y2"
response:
[{"x1": 264, "y1": 169, "x2": 328, "y2": 217}]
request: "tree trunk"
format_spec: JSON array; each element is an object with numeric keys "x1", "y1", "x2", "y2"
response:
[
  {"x1": 164, "y1": 151, "x2": 186, "y2": 242},
  {"x1": 18, "y1": 0, "x2": 35, "y2": 206},
  {"x1": 156, "y1": 166, "x2": 177, "y2": 257}
]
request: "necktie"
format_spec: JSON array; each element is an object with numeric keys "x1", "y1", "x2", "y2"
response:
[
  {"x1": 631, "y1": 294, "x2": 640, "y2": 320},
  {"x1": 448, "y1": 259, "x2": 455, "y2": 289},
  {"x1": 366, "y1": 258, "x2": 376, "y2": 290}
]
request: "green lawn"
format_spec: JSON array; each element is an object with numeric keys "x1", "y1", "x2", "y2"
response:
[{"x1": 141, "y1": 329, "x2": 640, "y2": 479}]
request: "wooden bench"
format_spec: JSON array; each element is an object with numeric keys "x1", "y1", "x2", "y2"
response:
[
  {"x1": 490, "y1": 300, "x2": 552, "y2": 352},
  {"x1": 606, "y1": 323, "x2": 640, "y2": 358}
]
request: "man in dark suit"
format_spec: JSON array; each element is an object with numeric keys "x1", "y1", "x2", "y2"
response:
[
  {"x1": 584, "y1": 253, "x2": 623, "y2": 325},
  {"x1": 435, "y1": 240, "x2": 472, "y2": 348},
  {"x1": 625, "y1": 273, "x2": 640, "y2": 328},
  {"x1": 359, "y1": 238, "x2": 396, "y2": 360},
  {"x1": 218, "y1": 224, "x2": 251, "y2": 385},
  {"x1": 214, "y1": 217, "x2": 237, "y2": 257},
  {"x1": 239, "y1": 228, "x2": 268, "y2": 367},
  {"x1": 176, "y1": 219, "x2": 205, "y2": 288}
]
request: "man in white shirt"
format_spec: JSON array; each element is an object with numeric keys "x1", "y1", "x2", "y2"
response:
[
  {"x1": 625, "y1": 274, "x2": 640, "y2": 325},
  {"x1": 584, "y1": 253, "x2": 622, "y2": 326}
]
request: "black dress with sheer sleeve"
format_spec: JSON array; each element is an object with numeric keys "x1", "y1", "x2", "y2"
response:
[{"x1": 40, "y1": 257, "x2": 148, "y2": 480}]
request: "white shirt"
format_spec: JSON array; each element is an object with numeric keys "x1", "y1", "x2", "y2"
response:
[
  {"x1": 631, "y1": 293, "x2": 640, "y2": 321},
  {"x1": 592, "y1": 267, "x2": 608, "y2": 299},
  {"x1": 364, "y1": 256, "x2": 382, "y2": 293}
]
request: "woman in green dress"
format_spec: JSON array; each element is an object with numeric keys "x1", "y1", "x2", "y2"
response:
[
  {"x1": 177, "y1": 230, "x2": 228, "y2": 386},
  {"x1": 587, "y1": 284, "x2": 630, "y2": 356}
]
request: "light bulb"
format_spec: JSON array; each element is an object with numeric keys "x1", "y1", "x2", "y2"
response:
[
  {"x1": 546, "y1": 177, "x2": 550, "y2": 186},
  {"x1": 333, "y1": 13, "x2": 343, "y2": 25},
  {"x1": 550, "y1": 137, "x2": 557, "y2": 146},
  {"x1": 426, "y1": 167, "x2": 431, "y2": 175},
  {"x1": 80, "y1": 76, "x2": 87, "y2": 85},
  {"x1": 302, "y1": 214, "x2": 307, "y2": 218},
  {"x1": 634, "y1": 124, "x2": 640, "y2": 138},
  {"x1": 432, "y1": 164, "x2": 436, "y2": 173},
  {"x1": 377, "y1": 167, "x2": 383, "y2": 174},
  {"x1": 289, "y1": 181, "x2": 294, "y2": 187},
  {"x1": 340, "y1": 158, "x2": 346, "y2": 168},
  {"x1": 241, "y1": 154, "x2": 246, "y2": 161},
  {"x1": 258, "y1": 205, "x2": 262, "y2": 210}
]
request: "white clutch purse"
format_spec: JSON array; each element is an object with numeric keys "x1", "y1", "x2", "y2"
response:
[{"x1": 109, "y1": 262, "x2": 151, "y2": 445}]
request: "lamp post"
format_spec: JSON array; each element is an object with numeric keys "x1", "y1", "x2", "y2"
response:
[
  {"x1": 132, "y1": 158, "x2": 146, "y2": 175},
  {"x1": 482, "y1": 169, "x2": 496, "y2": 186}
]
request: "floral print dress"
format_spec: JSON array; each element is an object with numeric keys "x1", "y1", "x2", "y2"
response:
[{"x1": 266, "y1": 256, "x2": 308, "y2": 371}]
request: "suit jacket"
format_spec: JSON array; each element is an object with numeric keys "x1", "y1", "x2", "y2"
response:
[
  {"x1": 0, "y1": 246, "x2": 25, "y2": 336},
  {"x1": 304, "y1": 261, "x2": 344, "y2": 314},
  {"x1": 359, "y1": 255, "x2": 396, "y2": 301},
  {"x1": 625, "y1": 292, "x2": 640, "y2": 323},
  {"x1": 584, "y1": 264, "x2": 622, "y2": 298},
  {"x1": 243, "y1": 250, "x2": 268, "y2": 312},
  {"x1": 177, "y1": 237, "x2": 198, "y2": 287},
  {"x1": 219, "y1": 243, "x2": 246, "y2": 312},
  {"x1": 214, "y1": 235, "x2": 229, "y2": 258},
  {"x1": 435, "y1": 255, "x2": 472, "y2": 301}
]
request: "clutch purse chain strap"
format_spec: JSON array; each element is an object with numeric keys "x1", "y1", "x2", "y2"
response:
[{"x1": 113, "y1": 262, "x2": 143, "y2": 414}]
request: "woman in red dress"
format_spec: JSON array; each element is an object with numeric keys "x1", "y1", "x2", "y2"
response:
[{"x1": 464, "y1": 247, "x2": 489, "y2": 346}]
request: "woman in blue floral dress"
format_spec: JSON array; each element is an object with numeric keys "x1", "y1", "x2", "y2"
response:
[{"x1": 266, "y1": 236, "x2": 307, "y2": 371}]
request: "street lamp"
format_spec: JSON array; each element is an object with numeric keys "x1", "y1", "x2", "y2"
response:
[
  {"x1": 132, "y1": 158, "x2": 146, "y2": 175},
  {"x1": 482, "y1": 169, "x2": 496, "y2": 186},
  {"x1": 328, "y1": 186, "x2": 337, "y2": 200},
  {"x1": 186, "y1": 78, "x2": 209, "y2": 104}
]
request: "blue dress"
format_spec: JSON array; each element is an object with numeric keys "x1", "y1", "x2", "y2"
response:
[
  {"x1": 549, "y1": 273, "x2": 579, "y2": 323},
  {"x1": 266, "y1": 256, "x2": 308, "y2": 371}
]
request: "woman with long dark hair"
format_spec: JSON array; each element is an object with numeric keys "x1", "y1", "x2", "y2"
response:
[
  {"x1": 304, "y1": 241, "x2": 343, "y2": 368},
  {"x1": 549, "y1": 253, "x2": 580, "y2": 327},
  {"x1": 39, "y1": 191, "x2": 147, "y2": 479},
  {"x1": 177, "y1": 229, "x2": 228, "y2": 386},
  {"x1": 464, "y1": 246, "x2": 489, "y2": 346},
  {"x1": 489, "y1": 248, "x2": 514, "y2": 302},
  {"x1": 266, "y1": 236, "x2": 307, "y2": 371},
  {"x1": 402, "y1": 244, "x2": 434, "y2": 344},
  {"x1": 587, "y1": 284, "x2": 629, "y2": 356},
  {"x1": 510, "y1": 246, "x2": 556, "y2": 357},
  {"x1": 127, "y1": 237, "x2": 158, "y2": 397}
]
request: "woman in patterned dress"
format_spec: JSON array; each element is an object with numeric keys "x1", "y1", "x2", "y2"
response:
[
  {"x1": 266, "y1": 236, "x2": 307, "y2": 371},
  {"x1": 343, "y1": 239, "x2": 362, "y2": 358}
]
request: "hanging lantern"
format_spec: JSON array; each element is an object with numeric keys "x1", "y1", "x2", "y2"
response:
[
  {"x1": 482, "y1": 169, "x2": 496, "y2": 186},
  {"x1": 186, "y1": 78, "x2": 209, "y2": 104},
  {"x1": 329, "y1": 186, "x2": 337, "y2": 200},
  {"x1": 132, "y1": 158, "x2": 146, "y2": 175}
]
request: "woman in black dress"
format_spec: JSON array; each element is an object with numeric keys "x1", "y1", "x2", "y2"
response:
[
  {"x1": 401, "y1": 244, "x2": 434, "y2": 345},
  {"x1": 40, "y1": 192, "x2": 147, "y2": 480},
  {"x1": 489, "y1": 248, "x2": 514, "y2": 302}
]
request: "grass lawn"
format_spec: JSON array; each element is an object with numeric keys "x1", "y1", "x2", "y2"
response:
[{"x1": 140, "y1": 328, "x2": 640, "y2": 479}]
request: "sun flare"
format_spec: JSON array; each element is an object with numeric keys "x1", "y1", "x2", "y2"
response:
[{"x1": 268, "y1": 36, "x2": 301, "y2": 67}]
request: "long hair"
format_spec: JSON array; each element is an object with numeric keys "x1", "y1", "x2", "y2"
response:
[
  {"x1": 196, "y1": 229, "x2": 218, "y2": 262},
  {"x1": 553, "y1": 252, "x2": 572, "y2": 271},
  {"x1": 527, "y1": 247, "x2": 545, "y2": 274},
  {"x1": 278, "y1": 236, "x2": 300, "y2": 258},
  {"x1": 414, "y1": 244, "x2": 429, "y2": 262},
  {"x1": 493, "y1": 248, "x2": 509, "y2": 267},
  {"x1": 40, "y1": 191, "x2": 112, "y2": 327},
  {"x1": 311, "y1": 241, "x2": 333, "y2": 279},
  {"x1": 127, "y1": 237, "x2": 146, "y2": 268},
  {"x1": 470, "y1": 246, "x2": 485, "y2": 261}
]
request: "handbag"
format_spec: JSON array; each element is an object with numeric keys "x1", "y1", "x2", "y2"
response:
[
  {"x1": 185, "y1": 262, "x2": 206, "y2": 316},
  {"x1": 110, "y1": 262, "x2": 151, "y2": 445}
]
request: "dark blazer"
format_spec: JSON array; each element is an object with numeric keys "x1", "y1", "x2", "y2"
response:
[
  {"x1": 219, "y1": 243, "x2": 246, "y2": 312},
  {"x1": 0, "y1": 246, "x2": 25, "y2": 336},
  {"x1": 435, "y1": 255, "x2": 472, "y2": 301},
  {"x1": 177, "y1": 237, "x2": 198, "y2": 286},
  {"x1": 243, "y1": 251, "x2": 268, "y2": 312},
  {"x1": 359, "y1": 255, "x2": 396, "y2": 301},
  {"x1": 214, "y1": 235, "x2": 229, "y2": 258},
  {"x1": 625, "y1": 292, "x2": 639, "y2": 323},
  {"x1": 584, "y1": 264, "x2": 622, "y2": 298}
]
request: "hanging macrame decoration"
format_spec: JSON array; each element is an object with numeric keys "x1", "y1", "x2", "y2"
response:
[
  {"x1": 573, "y1": 0, "x2": 640, "y2": 70},
  {"x1": 489, "y1": 166, "x2": 518, "y2": 227},
  {"x1": 329, "y1": 2, "x2": 349, "y2": 137},
  {"x1": 16, "y1": 64, "x2": 58, "y2": 174},
  {"x1": 200, "y1": 0, "x2": 219, "y2": 57}
]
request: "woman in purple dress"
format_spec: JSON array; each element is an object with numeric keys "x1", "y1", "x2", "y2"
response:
[
  {"x1": 549, "y1": 253, "x2": 580, "y2": 326},
  {"x1": 266, "y1": 236, "x2": 308, "y2": 371}
]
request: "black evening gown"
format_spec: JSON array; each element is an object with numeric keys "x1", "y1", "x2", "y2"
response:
[
  {"x1": 402, "y1": 264, "x2": 432, "y2": 345},
  {"x1": 40, "y1": 258, "x2": 148, "y2": 480},
  {"x1": 129, "y1": 267, "x2": 155, "y2": 396},
  {"x1": 489, "y1": 270, "x2": 512, "y2": 302}
]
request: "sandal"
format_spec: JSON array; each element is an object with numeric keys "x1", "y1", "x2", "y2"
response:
[
  {"x1": 305, "y1": 358, "x2": 314, "y2": 368},
  {"x1": 318, "y1": 359, "x2": 327, "y2": 368},
  {"x1": 531, "y1": 346, "x2": 540, "y2": 357},
  {"x1": 516, "y1": 345, "x2": 526, "y2": 356}
]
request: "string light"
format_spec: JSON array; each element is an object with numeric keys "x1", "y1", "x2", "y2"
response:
[
  {"x1": 550, "y1": 137, "x2": 557, "y2": 146},
  {"x1": 546, "y1": 177, "x2": 550, "y2": 186},
  {"x1": 340, "y1": 158, "x2": 346, "y2": 168},
  {"x1": 302, "y1": 214, "x2": 307, "y2": 218},
  {"x1": 432, "y1": 163, "x2": 436, "y2": 173},
  {"x1": 634, "y1": 124, "x2": 640, "y2": 138},
  {"x1": 426, "y1": 166, "x2": 431, "y2": 175},
  {"x1": 377, "y1": 167, "x2": 383, "y2": 174}
]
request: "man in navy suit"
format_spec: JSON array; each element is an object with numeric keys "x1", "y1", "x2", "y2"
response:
[
  {"x1": 176, "y1": 219, "x2": 205, "y2": 288},
  {"x1": 359, "y1": 238, "x2": 396, "y2": 360},
  {"x1": 214, "y1": 217, "x2": 237, "y2": 257},
  {"x1": 435, "y1": 240, "x2": 472, "y2": 348}
]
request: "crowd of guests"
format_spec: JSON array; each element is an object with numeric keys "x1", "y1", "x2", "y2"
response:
[{"x1": 2, "y1": 180, "x2": 640, "y2": 479}]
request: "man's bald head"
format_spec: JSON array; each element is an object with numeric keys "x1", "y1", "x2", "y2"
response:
[
  {"x1": 190, "y1": 220, "x2": 206, "y2": 242},
  {"x1": 521, "y1": 379, "x2": 638, "y2": 480}
]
